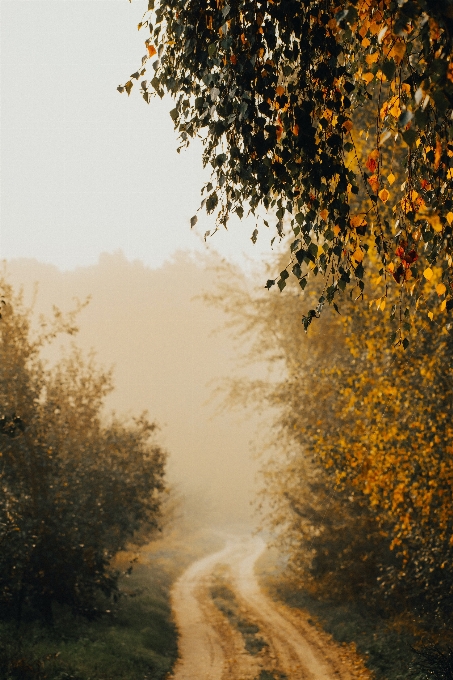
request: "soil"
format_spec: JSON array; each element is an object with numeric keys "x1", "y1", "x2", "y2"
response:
[{"x1": 170, "y1": 535, "x2": 372, "y2": 680}]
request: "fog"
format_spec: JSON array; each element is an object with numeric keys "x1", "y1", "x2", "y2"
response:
[{"x1": 4, "y1": 251, "x2": 268, "y2": 529}]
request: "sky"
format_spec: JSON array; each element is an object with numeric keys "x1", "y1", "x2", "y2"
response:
[{"x1": 0, "y1": 0, "x2": 277, "y2": 272}]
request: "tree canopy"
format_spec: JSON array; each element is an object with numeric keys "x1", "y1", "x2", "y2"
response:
[{"x1": 121, "y1": 0, "x2": 453, "y2": 342}]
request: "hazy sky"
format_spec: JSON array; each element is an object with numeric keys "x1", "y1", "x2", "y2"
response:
[{"x1": 1, "y1": 0, "x2": 276, "y2": 271}]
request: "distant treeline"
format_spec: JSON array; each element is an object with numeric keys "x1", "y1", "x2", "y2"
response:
[{"x1": 0, "y1": 277, "x2": 167, "y2": 623}]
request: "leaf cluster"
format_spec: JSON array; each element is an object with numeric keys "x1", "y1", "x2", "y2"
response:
[{"x1": 122, "y1": 0, "x2": 453, "y2": 339}]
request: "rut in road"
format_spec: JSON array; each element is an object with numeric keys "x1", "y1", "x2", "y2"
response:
[{"x1": 170, "y1": 535, "x2": 371, "y2": 680}]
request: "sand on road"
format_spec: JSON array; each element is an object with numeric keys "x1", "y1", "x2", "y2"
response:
[{"x1": 170, "y1": 535, "x2": 370, "y2": 680}]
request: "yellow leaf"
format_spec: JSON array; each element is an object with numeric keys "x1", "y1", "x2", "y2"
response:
[
  {"x1": 368, "y1": 174, "x2": 379, "y2": 192},
  {"x1": 380, "y1": 298, "x2": 386, "y2": 311},
  {"x1": 276, "y1": 85, "x2": 285, "y2": 96},
  {"x1": 388, "y1": 262, "x2": 395, "y2": 272},
  {"x1": 350, "y1": 215, "x2": 367, "y2": 228},
  {"x1": 389, "y1": 41, "x2": 406, "y2": 64},
  {"x1": 320, "y1": 209, "x2": 328, "y2": 221},
  {"x1": 424, "y1": 267, "x2": 433, "y2": 281},
  {"x1": 447, "y1": 212, "x2": 453, "y2": 225},
  {"x1": 379, "y1": 188, "x2": 390, "y2": 202},
  {"x1": 147, "y1": 44, "x2": 157, "y2": 57},
  {"x1": 362, "y1": 72, "x2": 375, "y2": 85},
  {"x1": 343, "y1": 119, "x2": 353, "y2": 132},
  {"x1": 428, "y1": 311, "x2": 434, "y2": 321},
  {"x1": 430, "y1": 215, "x2": 443, "y2": 232},
  {"x1": 441, "y1": 299, "x2": 447, "y2": 311},
  {"x1": 353, "y1": 247, "x2": 364, "y2": 262},
  {"x1": 365, "y1": 51, "x2": 379, "y2": 64},
  {"x1": 362, "y1": 37, "x2": 371, "y2": 48},
  {"x1": 387, "y1": 172, "x2": 396, "y2": 185},
  {"x1": 436, "y1": 283, "x2": 447, "y2": 296},
  {"x1": 333, "y1": 225, "x2": 341, "y2": 236}
]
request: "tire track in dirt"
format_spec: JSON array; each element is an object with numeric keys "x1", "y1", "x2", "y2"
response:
[{"x1": 170, "y1": 535, "x2": 370, "y2": 680}]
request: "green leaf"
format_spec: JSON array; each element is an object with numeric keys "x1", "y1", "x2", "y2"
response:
[{"x1": 402, "y1": 128, "x2": 417, "y2": 148}]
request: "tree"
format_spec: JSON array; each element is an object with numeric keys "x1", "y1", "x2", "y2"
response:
[
  {"x1": 121, "y1": 0, "x2": 453, "y2": 342},
  {"x1": 208, "y1": 258, "x2": 453, "y2": 622},
  {"x1": 0, "y1": 277, "x2": 167, "y2": 622}
]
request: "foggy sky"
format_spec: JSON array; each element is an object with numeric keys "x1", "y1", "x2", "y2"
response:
[{"x1": 1, "y1": 0, "x2": 276, "y2": 272}]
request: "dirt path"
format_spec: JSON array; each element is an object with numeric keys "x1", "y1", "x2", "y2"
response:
[{"x1": 170, "y1": 535, "x2": 369, "y2": 680}]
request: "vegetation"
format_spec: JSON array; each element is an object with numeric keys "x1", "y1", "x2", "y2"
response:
[
  {"x1": 0, "y1": 291, "x2": 177, "y2": 675},
  {"x1": 123, "y1": 0, "x2": 453, "y2": 339},
  {"x1": 0, "y1": 557, "x2": 178, "y2": 680},
  {"x1": 208, "y1": 256, "x2": 453, "y2": 665}
]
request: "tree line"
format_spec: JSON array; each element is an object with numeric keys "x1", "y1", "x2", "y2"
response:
[
  {"x1": 0, "y1": 277, "x2": 167, "y2": 624},
  {"x1": 209, "y1": 253, "x2": 453, "y2": 631}
]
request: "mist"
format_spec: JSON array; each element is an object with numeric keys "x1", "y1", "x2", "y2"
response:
[{"x1": 4, "y1": 251, "x2": 266, "y2": 529}]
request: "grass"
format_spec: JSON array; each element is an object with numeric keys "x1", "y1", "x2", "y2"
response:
[
  {"x1": 0, "y1": 560, "x2": 177, "y2": 680},
  {"x1": 0, "y1": 527, "x2": 224, "y2": 680}
]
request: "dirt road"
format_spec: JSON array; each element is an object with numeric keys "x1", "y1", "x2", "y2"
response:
[{"x1": 170, "y1": 535, "x2": 370, "y2": 680}]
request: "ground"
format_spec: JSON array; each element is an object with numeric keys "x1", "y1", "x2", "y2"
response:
[{"x1": 170, "y1": 534, "x2": 373, "y2": 680}]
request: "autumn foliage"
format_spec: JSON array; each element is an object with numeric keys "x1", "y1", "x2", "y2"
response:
[
  {"x1": 123, "y1": 0, "x2": 453, "y2": 341},
  {"x1": 211, "y1": 258, "x2": 453, "y2": 622}
]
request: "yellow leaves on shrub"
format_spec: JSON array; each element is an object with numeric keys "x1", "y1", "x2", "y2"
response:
[
  {"x1": 379, "y1": 188, "x2": 389, "y2": 203},
  {"x1": 362, "y1": 72, "x2": 374, "y2": 85},
  {"x1": 350, "y1": 215, "x2": 367, "y2": 229},
  {"x1": 428, "y1": 311, "x2": 434, "y2": 321},
  {"x1": 436, "y1": 283, "x2": 446, "y2": 296},
  {"x1": 362, "y1": 37, "x2": 371, "y2": 48},
  {"x1": 276, "y1": 85, "x2": 285, "y2": 96},
  {"x1": 424, "y1": 267, "x2": 433, "y2": 281},
  {"x1": 320, "y1": 209, "x2": 328, "y2": 221},
  {"x1": 353, "y1": 247, "x2": 364, "y2": 263},
  {"x1": 387, "y1": 172, "x2": 396, "y2": 185},
  {"x1": 365, "y1": 149, "x2": 379, "y2": 172},
  {"x1": 402, "y1": 190, "x2": 424, "y2": 213},
  {"x1": 440, "y1": 299, "x2": 447, "y2": 312},
  {"x1": 377, "y1": 297, "x2": 386, "y2": 311},
  {"x1": 431, "y1": 215, "x2": 443, "y2": 232},
  {"x1": 333, "y1": 225, "x2": 341, "y2": 236},
  {"x1": 388, "y1": 40, "x2": 406, "y2": 64},
  {"x1": 447, "y1": 212, "x2": 453, "y2": 225},
  {"x1": 365, "y1": 51, "x2": 379, "y2": 65},
  {"x1": 368, "y1": 175, "x2": 379, "y2": 192}
]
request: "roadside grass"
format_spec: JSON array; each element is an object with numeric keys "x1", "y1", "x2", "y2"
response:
[
  {"x1": 0, "y1": 560, "x2": 177, "y2": 680},
  {"x1": 256, "y1": 547, "x2": 419, "y2": 680},
  {"x1": 0, "y1": 527, "x2": 223, "y2": 680}
]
